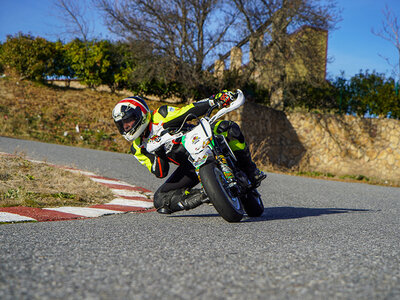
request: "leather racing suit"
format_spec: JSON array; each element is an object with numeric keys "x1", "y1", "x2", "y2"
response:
[{"x1": 130, "y1": 99, "x2": 257, "y2": 213}]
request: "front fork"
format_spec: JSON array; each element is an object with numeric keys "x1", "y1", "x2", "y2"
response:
[{"x1": 194, "y1": 135, "x2": 238, "y2": 191}]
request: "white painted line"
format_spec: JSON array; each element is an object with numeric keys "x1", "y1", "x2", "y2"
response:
[
  {"x1": 107, "y1": 198, "x2": 154, "y2": 208},
  {"x1": 89, "y1": 177, "x2": 119, "y2": 183},
  {"x1": 110, "y1": 189, "x2": 145, "y2": 198},
  {"x1": 43, "y1": 207, "x2": 123, "y2": 217},
  {"x1": 90, "y1": 178, "x2": 134, "y2": 187},
  {"x1": 29, "y1": 159, "x2": 47, "y2": 164},
  {"x1": 66, "y1": 169, "x2": 98, "y2": 176},
  {"x1": 0, "y1": 212, "x2": 36, "y2": 222}
]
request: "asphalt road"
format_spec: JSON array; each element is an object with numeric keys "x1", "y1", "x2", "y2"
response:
[{"x1": 1, "y1": 136, "x2": 399, "y2": 299}]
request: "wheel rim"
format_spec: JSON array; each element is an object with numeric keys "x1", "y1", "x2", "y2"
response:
[{"x1": 214, "y1": 167, "x2": 242, "y2": 211}]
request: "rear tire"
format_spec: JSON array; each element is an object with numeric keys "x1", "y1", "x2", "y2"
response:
[
  {"x1": 199, "y1": 162, "x2": 243, "y2": 222},
  {"x1": 242, "y1": 189, "x2": 264, "y2": 217}
]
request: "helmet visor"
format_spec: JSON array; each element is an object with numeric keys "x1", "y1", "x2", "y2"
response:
[{"x1": 114, "y1": 106, "x2": 143, "y2": 135}]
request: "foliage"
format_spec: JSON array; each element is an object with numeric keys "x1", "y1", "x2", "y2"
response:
[
  {"x1": 106, "y1": 42, "x2": 135, "y2": 92},
  {"x1": 1, "y1": 32, "x2": 399, "y2": 118},
  {"x1": 0, "y1": 33, "x2": 56, "y2": 81},
  {"x1": 284, "y1": 71, "x2": 400, "y2": 119},
  {"x1": 52, "y1": 41, "x2": 76, "y2": 82},
  {"x1": 285, "y1": 80, "x2": 338, "y2": 111},
  {"x1": 94, "y1": 0, "x2": 339, "y2": 100},
  {"x1": 63, "y1": 39, "x2": 111, "y2": 88},
  {"x1": 346, "y1": 71, "x2": 399, "y2": 118}
]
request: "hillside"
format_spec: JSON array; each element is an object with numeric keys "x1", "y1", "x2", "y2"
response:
[{"x1": 0, "y1": 77, "x2": 173, "y2": 153}]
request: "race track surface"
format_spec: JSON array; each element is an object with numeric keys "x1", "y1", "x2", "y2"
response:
[{"x1": 1, "y1": 137, "x2": 399, "y2": 299}]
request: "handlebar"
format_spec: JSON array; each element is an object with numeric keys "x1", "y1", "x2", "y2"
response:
[{"x1": 209, "y1": 89, "x2": 244, "y2": 123}]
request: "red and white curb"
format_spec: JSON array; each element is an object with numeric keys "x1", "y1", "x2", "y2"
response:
[{"x1": 0, "y1": 152, "x2": 155, "y2": 223}]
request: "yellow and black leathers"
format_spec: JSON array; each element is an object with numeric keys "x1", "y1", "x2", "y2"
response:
[
  {"x1": 130, "y1": 100, "x2": 248, "y2": 179},
  {"x1": 130, "y1": 100, "x2": 255, "y2": 213}
]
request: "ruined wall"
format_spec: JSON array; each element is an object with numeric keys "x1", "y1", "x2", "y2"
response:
[{"x1": 225, "y1": 102, "x2": 400, "y2": 184}]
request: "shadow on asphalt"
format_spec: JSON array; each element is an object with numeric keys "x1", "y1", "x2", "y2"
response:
[
  {"x1": 168, "y1": 206, "x2": 375, "y2": 222},
  {"x1": 243, "y1": 206, "x2": 375, "y2": 223}
]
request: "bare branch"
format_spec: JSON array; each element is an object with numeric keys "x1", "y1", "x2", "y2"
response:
[
  {"x1": 54, "y1": 0, "x2": 93, "y2": 42},
  {"x1": 372, "y1": 4, "x2": 400, "y2": 80}
]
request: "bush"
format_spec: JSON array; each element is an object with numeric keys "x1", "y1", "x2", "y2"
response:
[
  {"x1": 0, "y1": 33, "x2": 56, "y2": 81},
  {"x1": 346, "y1": 71, "x2": 399, "y2": 118},
  {"x1": 284, "y1": 80, "x2": 339, "y2": 111},
  {"x1": 283, "y1": 71, "x2": 400, "y2": 119}
]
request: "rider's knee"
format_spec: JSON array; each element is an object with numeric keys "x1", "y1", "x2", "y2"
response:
[
  {"x1": 215, "y1": 120, "x2": 244, "y2": 143},
  {"x1": 153, "y1": 188, "x2": 184, "y2": 214},
  {"x1": 153, "y1": 189, "x2": 164, "y2": 210}
]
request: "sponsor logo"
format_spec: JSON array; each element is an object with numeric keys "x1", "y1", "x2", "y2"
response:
[{"x1": 192, "y1": 135, "x2": 200, "y2": 144}]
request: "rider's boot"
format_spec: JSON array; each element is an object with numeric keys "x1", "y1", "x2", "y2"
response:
[
  {"x1": 156, "y1": 188, "x2": 208, "y2": 214},
  {"x1": 235, "y1": 146, "x2": 267, "y2": 188},
  {"x1": 177, "y1": 188, "x2": 208, "y2": 211}
]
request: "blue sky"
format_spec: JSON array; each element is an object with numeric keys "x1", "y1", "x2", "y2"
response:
[{"x1": 0, "y1": 0, "x2": 399, "y2": 79}]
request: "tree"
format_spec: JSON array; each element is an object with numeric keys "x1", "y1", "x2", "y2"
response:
[
  {"x1": 372, "y1": 5, "x2": 400, "y2": 83},
  {"x1": 99, "y1": 41, "x2": 136, "y2": 92},
  {"x1": 52, "y1": 41, "x2": 76, "y2": 85},
  {"x1": 64, "y1": 39, "x2": 112, "y2": 88},
  {"x1": 94, "y1": 0, "x2": 339, "y2": 101},
  {"x1": 0, "y1": 33, "x2": 56, "y2": 81},
  {"x1": 232, "y1": 0, "x2": 340, "y2": 108},
  {"x1": 94, "y1": 0, "x2": 238, "y2": 97},
  {"x1": 54, "y1": 0, "x2": 93, "y2": 42}
]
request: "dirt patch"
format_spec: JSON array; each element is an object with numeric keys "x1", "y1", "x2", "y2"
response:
[{"x1": 0, "y1": 154, "x2": 114, "y2": 208}]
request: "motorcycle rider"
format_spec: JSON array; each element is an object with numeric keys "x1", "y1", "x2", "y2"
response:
[{"x1": 112, "y1": 90, "x2": 266, "y2": 214}]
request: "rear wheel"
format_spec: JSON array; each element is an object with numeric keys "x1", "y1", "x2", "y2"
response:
[{"x1": 199, "y1": 162, "x2": 243, "y2": 222}]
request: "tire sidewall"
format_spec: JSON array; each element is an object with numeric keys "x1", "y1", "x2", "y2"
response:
[{"x1": 199, "y1": 162, "x2": 243, "y2": 222}]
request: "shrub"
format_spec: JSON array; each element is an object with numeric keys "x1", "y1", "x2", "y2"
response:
[{"x1": 0, "y1": 33, "x2": 56, "y2": 81}]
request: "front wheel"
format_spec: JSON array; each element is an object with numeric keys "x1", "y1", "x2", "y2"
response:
[{"x1": 199, "y1": 162, "x2": 243, "y2": 222}]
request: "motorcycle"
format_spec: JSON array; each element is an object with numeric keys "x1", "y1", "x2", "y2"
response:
[{"x1": 146, "y1": 89, "x2": 264, "y2": 222}]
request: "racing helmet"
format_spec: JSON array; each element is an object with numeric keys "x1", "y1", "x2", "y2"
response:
[{"x1": 112, "y1": 96, "x2": 151, "y2": 142}]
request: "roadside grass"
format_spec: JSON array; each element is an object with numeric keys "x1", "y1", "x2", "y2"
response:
[{"x1": 0, "y1": 154, "x2": 114, "y2": 208}]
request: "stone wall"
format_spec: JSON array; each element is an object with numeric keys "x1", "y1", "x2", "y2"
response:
[{"x1": 225, "y1": 102, "x2": 400, "y2": 184}]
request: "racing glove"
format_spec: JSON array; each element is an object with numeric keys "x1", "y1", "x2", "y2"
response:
[{"x1": 210, "y1": 90, "x2": 234, "y2": 108}]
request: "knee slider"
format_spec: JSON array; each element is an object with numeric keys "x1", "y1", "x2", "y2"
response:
[
  {"x1": 215, "y1": 120, "x2": 231, "y2": 134},
  {"x1": 227, "y1": 122, "x2": 245, "y2": 143},
  {"x1": 153, "y1": 188, "x2": 185, "y2": 213}
]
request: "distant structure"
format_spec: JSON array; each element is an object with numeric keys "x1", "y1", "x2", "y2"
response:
[{"x1": 213, "y1": 26, "x2": 328, "y2": 108}]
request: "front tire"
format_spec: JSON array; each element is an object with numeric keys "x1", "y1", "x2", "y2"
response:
[{"x1": 199, "y1": 162, "x2": 243, "y2": 222}]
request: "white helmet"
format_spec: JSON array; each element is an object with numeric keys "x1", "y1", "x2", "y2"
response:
[{"x1": 112, "y1": 96, "x2": 151, "y2": 142}]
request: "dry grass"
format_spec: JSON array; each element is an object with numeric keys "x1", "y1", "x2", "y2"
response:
[
  {"x1": 0, "y1": 76, "x2": 176, "y2": 153},
  {"x1": 0, "y1": 154, "x2": 114, "y2": 208},
  {"x1": 0, "y1": 77, "x2": 179, "y2": 208}
]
